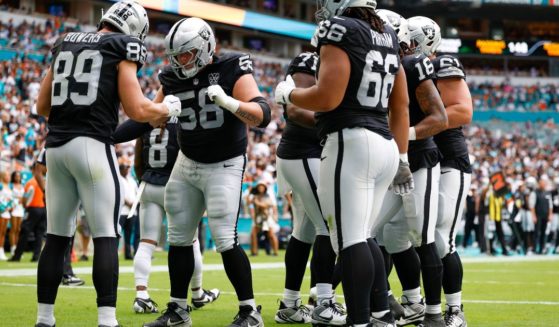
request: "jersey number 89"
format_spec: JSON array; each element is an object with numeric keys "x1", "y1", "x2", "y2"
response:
[{"x1": 52, "y1": 50, "x2": 103, "y2": 106}]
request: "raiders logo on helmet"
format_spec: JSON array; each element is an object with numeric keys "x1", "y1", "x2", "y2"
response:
[{"x1": 423, "y1": 26, "x2": 436, "y2": 40}]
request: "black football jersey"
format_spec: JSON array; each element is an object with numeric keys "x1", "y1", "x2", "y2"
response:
[
  {"x1": 277, "y1": 52, "x2": 322, "y2": 160},
  {"x1": 46, "y1": 32, "x2": 146, "y2": 148},
  {"x1": 159, "y1": 53, "x2": 253, "y2": 163},
  {"x1": 313, "y1": 17, "x2": 400, "y2": 140},
  {"x1": 401, "y1": 54, "x2": 440, "y2": 172},
  {"x1": 113, "y1": 118, "x2": 179, "y2": 186},
  {"x1": 432, "y1": 55, "x2": 472, "y2": 173}
]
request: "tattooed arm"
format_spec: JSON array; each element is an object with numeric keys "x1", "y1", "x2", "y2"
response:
[
  {"x1": 413, "y1": 79, "x2": 448, "y2": 140},
  {"x1": 231, "y1": 74, "x2": 271, "y2": 127},
  {"x1": 436, "y1": 78, "x2": 473, "y2": 129}
]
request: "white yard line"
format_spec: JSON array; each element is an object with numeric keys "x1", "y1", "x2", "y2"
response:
[
  {"x1": 1, "y1": 281, "x2": 558, "y2": 306},
  {"x1": 1, "y1": 256, "x2": 557, "y2": 277}
]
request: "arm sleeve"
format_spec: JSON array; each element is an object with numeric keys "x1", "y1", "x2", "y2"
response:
[{"x1": 113, "y1": 119, "x2": 152, "y2": 143}]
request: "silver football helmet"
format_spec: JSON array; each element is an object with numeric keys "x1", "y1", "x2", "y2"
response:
[
  {"x1": 165, "y1": 17, "x2": 216, "y2": 80},
  {"x1": 99, "y1": 0, "x2": 149, "y2": 41},
  {"x1": 376, "y1": 9, "x2": 410, "y2": 47},
  {"x1": 315, "y1": 0, "x2": 377, "y2": 22},
  {"x1": 407, "y1": 16, "x2": 441, "y2": 57}
]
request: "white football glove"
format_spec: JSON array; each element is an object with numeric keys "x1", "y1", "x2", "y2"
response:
[
  {"x1": 275, "y1": 75, "x2": 295, "y2": 105},
  {"x1": 392, "y1": 158, "x2": 415, "y2": 195},
  {"x1": 207, "y1": 85, "x2": 240, "y2": 113},
  {"x1": 163, "y1": 95, "x2": 181, "y2": 117}
]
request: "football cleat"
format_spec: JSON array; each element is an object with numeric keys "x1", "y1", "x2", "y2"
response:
[
  {"x1": 191, "y1": 288, "x2": 220, "y2": 309},
  {"x1": 418, "y1": 313, "x2": 445, "y2": 327},
  {"x1": 370, "y1": 312, "x2": 397, "y2": 327},
  {"x1": 61, "y1": 275, "x2": 85, "y2": 286},
  {"x1": 444, "y1": 305, "x2": 467, "y2": 327},
  {"x1": 396, "y1": 296, "x2": 425, "y2": 326},
  {"x1": 275, "y1": 299, "x2": 312, "y2": 324},
  {"x1": 35, "y1": 324, "x2": 54, "y2": 327},
  {"x1": 142, "y1": 302, "x2": 191, "y2": 327},
  {"x1": 388, "y1": 294, "x2": 406, "y2": 321},
  {"x1": 311, "y1": 299, "x2": 347, "y2": 326},
  {"x1": 228, "y1": 305, "x2": 264, "y2": 327},
  {"x1": 99, "y1": 325, "x2": 121, "y2": 327},
  {"x1": 134, "y1": 297, "x2": 159, "y2": 313}
]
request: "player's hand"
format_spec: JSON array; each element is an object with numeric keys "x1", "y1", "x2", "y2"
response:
[
  {"x1": 275, "y1": 75, "x2": 295, "y2": 105},
  {"x1": 392, "y1": 159, "x2": 414, "y2": 195},
  {"x1": 207, "y1": 85, "x2": 240, "y2": 113},
  {"x1": 163, "y1": 95, "x2": 181, "y2": 117}
]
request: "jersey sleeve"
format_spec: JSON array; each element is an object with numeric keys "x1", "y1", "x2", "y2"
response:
[
  {"x1": 402, "y1": 54, "x2": 435, "y2": 88},
  {"x1": 158, "y1": 66, "x2": 176, "y2": 96},
  {"x1": 113, "y1": 119, "x2": 152, "y2": 143},
  {"x1": 433, "y1": 55, "x2": 466, "y2": 80},
  {"x1": 231, "y1": 53, "x2": 254, "y2": 79},
  {"x1": 109, "y1": 34, "x2": 147, "y2": 70},
  {"x1": 287, "y1": 52, "x2": 318, "y2": 77},
  {"x1": 313, "y1": 17, "x2": 354, "y2": 50}
]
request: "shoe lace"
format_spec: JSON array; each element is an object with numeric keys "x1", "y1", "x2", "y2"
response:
[
  {"x1": 444, "y1": 308, "x2": 458, "y2": 325},
  {"x1": 298, "y1": 304, "x2": 311, "y2": 317},
  {"x1": 329, "y1": 302, "x2": 346, "y2": 315}
]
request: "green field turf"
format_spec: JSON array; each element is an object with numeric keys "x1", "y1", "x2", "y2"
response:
[{"x1": 1, "y1": 250, "x2": 558, "y2": 326}]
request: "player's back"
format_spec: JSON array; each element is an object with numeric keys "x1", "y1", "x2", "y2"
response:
[
  {"x1": 401, "y1": 53, "x2": 440, "y2": 172},
  {"x1": 47, "y1": 32, "x2": 146, "y2": 148},
  {"x1": 141, "y1": 118, "x2": 180, "y2": 186},
  {"x1": 313, "y1": 16, "x2": 400, "y2": 140}
]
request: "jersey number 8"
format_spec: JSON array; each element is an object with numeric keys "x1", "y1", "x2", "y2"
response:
[
  {"x1": 52, "y1": 50, "x2": 103, "y2": 106},
  {"x1": 148, "y1": 128, "x2": 169, "y2": 168}
]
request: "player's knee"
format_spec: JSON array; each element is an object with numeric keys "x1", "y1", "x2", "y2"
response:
[
  {"x1": 385, "y1": 238, "x2": 412, "y2": 254},
  {"x1": 206, "y1": 187, "x2": 236, "y2": 218},
  {"x1": 164, "y1": 181, "x2": 183, "y2": 214},
  {"x1": 435, "y1": 232, "x2": 450, "y2": 258},
  {"x1": 214, "y1": 237, "x2": 235, "y2": 253}
]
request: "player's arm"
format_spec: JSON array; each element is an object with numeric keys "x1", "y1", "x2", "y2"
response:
[
  {"x1": 134, "y1": 137, "x2": 144, "y2": 180},
  {"x1": 388, "y1": 66, "x2": 410, "y2": 155},
  {"x1": 118, "y1": 61, "x2": 176, "y2": 122},
  {"x1": 286, "y1": 45, "x2": 349, "y2": 112},
  {"x1": 437, "y1": 78, "x2": 473, "y2": 129},
  {"x1": 208, "y1": 74, "x2": 272, "y2": 128},
  {"x1": 113, "y1": 119, "x2": 153, "y2": 143},
  {"x1": 36, "y1": 68, "x2": 54, "y2": 117},
  {"x1": 286, "y1": 72, "x2": 317, "y2": 128},
  {"x1": 412, "y1": 79, "x2": 448, "y2": 140}
]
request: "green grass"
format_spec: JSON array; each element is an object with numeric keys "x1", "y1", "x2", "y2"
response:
[{"x1": 1, "y1": 251, "x2": 558, "y2": 326}]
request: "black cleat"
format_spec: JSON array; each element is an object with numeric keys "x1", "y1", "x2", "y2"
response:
[
  {"x1": 228, "y1": 305, "x2": 264, "y2": 327},
  {"x1": 142, "y1": 302, "x2": 191, "y2": 327}
]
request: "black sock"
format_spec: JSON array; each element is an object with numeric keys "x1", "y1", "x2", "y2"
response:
[
  {"x1": 379, "y1": 245, "x2": 393, "y2": 277},
  {"x1": 331, "y1": 259, "x2": 342, "y2": 290},
  {"x1": 92, "y1": 237, "x2": 119, "y2": 307},
  {"x1": 313, "y1": 235, "x2": 336, "y2": 284},
  {"x1": 37, "y1": 234, "x2": 71, "y2": 304},
  {"x1": 415, "y1": 243, "x2": 443, "y2": 306},
  {"x1": 284, "y1": 237, "x2": 312, "y2": 291},
  {"x1": 221, "y1": 244, "x2": 254, "y2": 301},
  {"x1": 310, "y1": 241, "x2": 318, "y2": 289},
  {"x1": 442, "y1": 251, "x2": 463, "y2": 294},
  {"x1": 392, "y1": 246, "x2": 421, "y2": 291},
  {"x1": 340, "y1": 242, "x2": 373, "y2": 325},
  {"x1": 168, "y1": 245, "x2": 194, "y2": 300},
  {"x1": 368, "y1": 238, "x2": 389, "y2": 313}
]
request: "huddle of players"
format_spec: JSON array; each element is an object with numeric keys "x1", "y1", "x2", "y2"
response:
[
  {"x1": 32, "y1": 0, "x2": 472, "y2": 326},
  {"x1": 273, "y1": 2, "x2": 473, "y2": 327}
]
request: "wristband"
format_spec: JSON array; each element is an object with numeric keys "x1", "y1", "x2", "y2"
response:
[
  {"x1": 409, "y1": 126, "x2": 417, "y2": 141},
  {"x1": 399, "y1": 153, "x2": 409, "y2": 163}
]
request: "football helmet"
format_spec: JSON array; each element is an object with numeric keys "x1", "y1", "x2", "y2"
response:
[
  {"x1": 315, "y1": 0, "x2": 377, "y2": 22},
  {"x1": 99, "y1": 0, "x2": 149, "y2": 41},
  {"x1": 407, "y1": 16, "x2": 441, "y2": 57},
  {"x1": 376, "y1": 9, "x2": 410, "y2": 47},
  {"x1": 165, "y1": 17, "x2": 216, "y2": 80}
]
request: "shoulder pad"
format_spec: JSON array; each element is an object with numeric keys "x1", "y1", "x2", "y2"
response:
[
  {"x1": 402, "y1": 54, "x2": 435, "y2": 84},
  {"x1": 433, "y1": 55, "x2": 465, "y2": 80},
  {"x1": 287, "y1": 52, "x2": 318, "y2": 76}
]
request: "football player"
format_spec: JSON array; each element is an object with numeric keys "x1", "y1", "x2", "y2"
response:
[
  {"x1": 408, "y1": 16, "x2": 474, "y2": 327},
  {"x1": 275, "y1": 1, "x2": 413, "y2": 326},
  {"x1": 143, "y1": 17, "x2": 271, "y2": 327},
  {"x1": 373, "y1": 10, "x2": 448, "y2": 327},
  {"x1": 34, "y1": 2, "x2": 180, "y2": 327},
  {"x1": 275, "y1": 52, "x2": 343, "y2": 325},
  {"x1": 112, "y1": 118, "x2": 220, "y2": 314}
]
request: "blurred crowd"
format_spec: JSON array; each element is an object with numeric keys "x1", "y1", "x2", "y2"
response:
[
  {"x1": 471, "y1": 81, "x2": 559, "y2": 112},
  {"x1": 1, "y1": 14, "x2": 559, "y2": 260}
]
